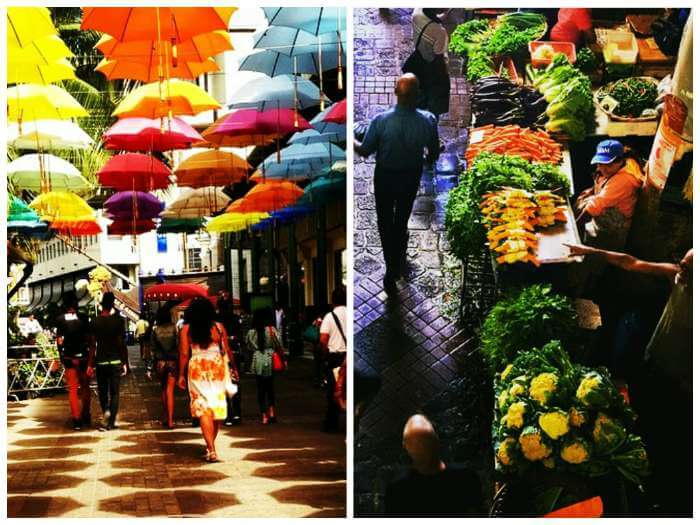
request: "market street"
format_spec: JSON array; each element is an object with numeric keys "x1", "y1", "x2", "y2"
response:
[{"x1": 7, "y1": 346, "x2": 346, "y2": 518}]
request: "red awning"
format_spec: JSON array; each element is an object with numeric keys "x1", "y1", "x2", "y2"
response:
[{"x1": 143, "y1": 283, "x2": 208, "y2": 302}]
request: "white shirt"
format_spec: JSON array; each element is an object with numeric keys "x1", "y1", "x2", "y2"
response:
[
  {"x1": 320, "y1": 306, "x2": 347, "y2": 353},
  {"x1": 275, "y1": 308, "x2": 284, "y2": 333},
  {"x1": 412, "y1": 8, "x2": 449, "y2": 62}
]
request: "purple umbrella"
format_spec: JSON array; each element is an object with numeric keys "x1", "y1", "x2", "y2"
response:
[{"x1": 104, "y1": 191, "x2": 164, "y2": 220}]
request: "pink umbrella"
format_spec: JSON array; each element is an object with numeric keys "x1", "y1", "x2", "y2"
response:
[
  {"x1": 103, "y1": 117, "x2": 203, "y2": 151},
  {"x1": 323, "y1": 99, "x2": 346, "y2": 124},
  {"x1": 200, "y1": 108, "x2": 312, "y2": 147}
]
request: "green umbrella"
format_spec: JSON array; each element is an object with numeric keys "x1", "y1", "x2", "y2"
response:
[
  {"x1": 157, "y1": 217, "x2": 204, "y2": 234},
  {"x1": 298, "y1": 173, "x2": 345, "y2": 207}
]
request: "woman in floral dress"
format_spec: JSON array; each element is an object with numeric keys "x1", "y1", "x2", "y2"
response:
[{"x1": 178, "y1": 297, "x2": 237, "y2": 462}]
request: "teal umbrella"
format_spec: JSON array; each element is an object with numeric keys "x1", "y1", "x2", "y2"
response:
[
  {"x1": 298, "y1": 173, "x2": 346, "y2": 207},
  {"x1": 288, "y1": 128, "x2": 344, "y2": 145},
  {"x1": 253, "y1": 26, "x2": 345, "y2": 56},
  {"x1": 157, "y1": 217, "x2": 204, "y2": 234},
  {"x1": 261, "y1": 142, "x2": 345, "y2": 172},
  {"x1": 239, "y1": 47, "x2": 345, "y2": 77},
  {"x1": 227, "y1": 74, "x2": 329, "y2": 111},
  {"x1": 262, "y1": 7, "x2": 346, "y2": 36},
  {"x1": 8, "y1": 196, "x2": 50, "y2": 237}
]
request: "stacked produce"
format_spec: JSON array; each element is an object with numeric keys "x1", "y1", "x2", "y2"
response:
[
  {"x1": 480, "y1": 188, "x2": 567, "y2": 267},
  {"x1": 575, "y1": 47, "x2": 599, "y2": 74},
  {"x1": 467, "y1": 125, "x2": 563, "y2": 164},
  {"x1": 471, "y1": 76, "x2": 547, "y2": 128},
  {"x1": 527, "y1": 54, "x2": 596, "y2": 141},
  {"x1": 445, "y1": 153, "x2": 569, "y2": 262},
  {"x1": 494, "y1": 340, "x2": 649, "y2": 485},
  {"x1": 595, "y1": 77, "x2": 658, "y2": 119}
]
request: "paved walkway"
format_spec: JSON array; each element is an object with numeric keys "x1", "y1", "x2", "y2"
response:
[
  {"x1": 353, "y1": 8, "x2": 481, "y2": 516},
  {"x1": 7, "y1": 346, "x2": 346, "y2": 517}
]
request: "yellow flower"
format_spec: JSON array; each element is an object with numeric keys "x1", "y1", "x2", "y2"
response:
[
  {"x1": 89, "y1": 266, "x2": 111, "y2": 282},
  {"x1": 519, "y1": 428, "x2": 552, "y2": 461},
  {"x1": 539, "y1": 411, "x2": 569, "y2": 440},
  {"x1": 569, "y1": 407, "x2": 586, "y2": 427},
  {"x1": 498, "y1": 390, "x2": 509, "y2": 410},
  {"x1": 509, "y1": 382, "x2": 525, "y2": 397},
  {"x1": 504, "y1": 402, "x2": 526, "y2": 429},
  {"x1": 561, "y1": 441, "x2": 590, "y2": 464},
  {"x1": 497, "y1": 437, "x2": 516, "y2": 466},
  {"x1": 542, "y1": 457, "x2": 556, "y2": 469},
  {"x1": 530, "y1": 373, "x2": 558, "y2": 405},
  {"x1": 501, "y1": 364, "x2": 514, "y2": 381},
  {"x1": 576, "y1": 374, "x2": 602, "y2": 404}
]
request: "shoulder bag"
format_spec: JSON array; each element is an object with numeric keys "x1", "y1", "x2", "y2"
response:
[
  {"x1": 269, "y1": 327, "x2": 287, "y2": 373},
  {"x1": 215, "y1": 324, "x2": 238, "y2": 397},
  {"x1": 402, "y1": 20, "x2": 434, "y2": 78}
]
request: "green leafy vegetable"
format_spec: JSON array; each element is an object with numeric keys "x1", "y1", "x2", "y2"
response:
[
  {"x1": 575, "y1": 47, "x2": 598, "y2": 74},
  {"x1": 599, "y1": 77, "x2": 658, "y2": 118}
]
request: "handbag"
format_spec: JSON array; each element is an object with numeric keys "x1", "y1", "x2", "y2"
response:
[
  {"x1": 402, "y1": 20, "x2": 434, "y2": 78},
  {"x1": 269, "y1": 327, "x2": 287, "y2": 373},
  {"x1": 215, "y1": 325, "x2": 238, "y2": 397},
  {"x1": 302, "y1": 324, "x2": 320, "y2": 343}
]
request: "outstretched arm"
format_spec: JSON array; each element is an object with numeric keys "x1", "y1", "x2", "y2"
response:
[{"x1": 565, "y1": 244, "x2": 679, "y2": 280}]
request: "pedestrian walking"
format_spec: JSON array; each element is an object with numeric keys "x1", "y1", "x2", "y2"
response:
[
  {"x1": 55, "y1": 291, "x2": 92, "y2": 430},
  {"x1": 247, "y1": 308, "x2": 285, "y2": 425},
  {"x1": 134, "y1": 313, "x2": 150, "y2": 361},
  {"x1": 178, "y1": 297, "x2": 238, "y2": 462},
  {"x1": 87, "y1": 292, "x2": 128, "y2": 431},
  {"x1": 320, "y1": 287, "x2": 347, "y2": 432},
  {"x1": 147, "y1": 306, "x2": 179, "y2": 429},
  {"x1": 354, "y1": 74, "x2": 440, "y2": 293}
]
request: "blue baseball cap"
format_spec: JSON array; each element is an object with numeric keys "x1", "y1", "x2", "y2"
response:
[{"x1": 591, "y1": 139, "x2": 624, "y2": 165}]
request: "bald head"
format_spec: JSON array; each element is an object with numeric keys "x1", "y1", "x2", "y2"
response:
[
  {"x1": 403, "y1": 414, "x2": 441, "y2": 469},
  {"x1": 395, "y1": 73, "x2": 420, "y2": 107}
]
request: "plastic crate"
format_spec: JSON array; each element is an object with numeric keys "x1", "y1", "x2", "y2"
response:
[
  {"x1": 529, "y1": 41, "x2": 577, "y2": 68},
  {"x1": 603, "y1": 30, "x2": 638, "y2": 64}
]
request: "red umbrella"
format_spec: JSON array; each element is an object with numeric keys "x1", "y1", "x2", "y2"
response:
[
  {"x1": 103, "y1": 117, "x2": 203, "y2": 151},
  {"x1": 144, "y1": 283, "x2": 209, "y2": 302},
  {"x1": 176, "y1": 295, "x2": 228, "y2": 309},
  {"x1": 98, "y1": 153, "x2": 171, "y2": 191},
  {"x1": 108, "y1": 218, "x2": 156, "y2": 235},
  {"x1": 323, "y1": 99, "x2": 346, "y2": 124},
  {"x1": 200, "y1": 108, "x2": 312, "y2": 148}
]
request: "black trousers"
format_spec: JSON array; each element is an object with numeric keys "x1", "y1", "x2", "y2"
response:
[
  {"x1": 324, "y1": 352, "x2": 346, "y2": 428},
  {"x1": 96, "y1": 364, "x2": 121, "y2": 423},
  {"x1": 374, "y1": 165, "x2": 423, "y2": 277},
  {"x1": 255, "y1": 375, "x2": 275, "y2": 413}
]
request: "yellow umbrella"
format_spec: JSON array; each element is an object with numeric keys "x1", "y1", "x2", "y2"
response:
[
  {"x1": 7, "y1": 7, "x2": 57, "y2": 48},
  {"x1": 112, "y1": 79, "x2": 220, "y2": 119},
  {"x1": 8, "y1": 35, "x2": 73, "y2": 65},
  {"x1": 8, "y1": 84, "x2": 88, "y2": 122},
  {"x1": 206, "y1": 212, "x2": 269, "y2": 233},
  {"x1": 29, "y1": 191, "x2": 95, "y2": 220},
  {"x1": 8, "y1": 58, "x2": 76, "y2": 85}
]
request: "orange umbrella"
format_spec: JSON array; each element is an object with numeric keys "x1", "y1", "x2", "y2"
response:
[
  {"x1": 81, "y1": 7, "x2": 236, "y2": 43},
  {"x1": 96, "y1": 31, "x2": 233, "y2": 64},
  {"x1": 112, "y1": 79, "x2": 220, "y2": 119},
  {"x1": 175, "y1": 150, "x2": 250, "y2": 188},
  {"x1": 226, "y1": 181, "x2": 303, "y2": 213},
  {"x1": 96, "y1": 57, "x2": 219, "y2": 82}
]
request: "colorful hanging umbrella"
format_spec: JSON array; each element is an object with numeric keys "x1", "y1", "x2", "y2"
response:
[
  {"x1": 81, "y1": 7, "x2": 236, "y2": 43},
  {"x1": 200, "y1": 108, "x2": 312, "y2": 147},
  {"x1": 8, "y1": 154, "x2": 91, "y2": 193},
  {"x1": 103, "y1": 117, "x2": 203, "y2": 151},
  {"x1": 298, "y1": 173, "x2": 346, "y2": 207},
  {"x1": 112, "y1": 79, "x2": 220, "y2": 119},
  {"x1": 8, "y1": 120, "x2": 93, "y2": 150},
  {"x1": 96, "y1": 31, "x2": 232, "y2": 64},
  {"x1": 108, "y1": 218, "x2": 156, "y2": 235},
  {"x1": 7, "y1": 197, "x2": 50, "y2": 237},
  {"x1": 288, "y1": 128, "x2": 344, "y2": 145},
  {"x1": 239, "y1": 48, "x2": 345, "y2": 77},
  {"x1": 250, "y1": 163, "x2": 314, "y2": 182},
  {"x1": 96, "y1": 57, "x2": 219, "y2": 82},
  {"x1": 310, "y1": 105, "x2": 346, "y2": 136},
  {"x1": 157, "y1": 217, "x2": 204, "y2": 234},
  {"x1": 205, "y1": 212, "x2": 269, "y2": 233},
  {"x1": 261, "y1": 7, "x2": 346, "y2": 36},
  {"x1": 9, "y1": 35, "x2": 73, "y2": 65},
  {"x1": 228, "y1": 181, "x2": 304, "y2": 213},
  {"x1": 252, "y1": 26, "x2": 345, "y2": 56},
  {"x1": 160, "y1": 186, "x2": 230, "y2": 219},
  {"x1": 260, "y1": 142, "x2": 345, "y2": 172},
  {"x1": 227, "y1": 75, "x2": 328, "y2": 111},
  {"x1": 175, "y1": 150, "x2": 249, "y2": 188},
  {"x1": 7, "y1": 7, "x2": 57, "y2": 48},
  {"x1": 104, "y1": 191, "x2": 164, "y2": 220},
  {"x1": 49, "y1": 217, "x2": 103, "y2": 236},
  {"x1": 98, "y1": 153, "x2": 172, "y2": 191},
  {"x1": 8, "y1": 58, "x2": 76, "y2": 85},
  {"x1": 323, "y1": 98, "x2": 346, "y2": 123},
  {"x1": 29, "y1": 191, "x2": 101, "y2": 236},
  {"x1": 144, "y1": 282, "x2": 209, "y2": 301},
  {"x1": 8, "y1": 84, "x2": 88, "y2": 122}
]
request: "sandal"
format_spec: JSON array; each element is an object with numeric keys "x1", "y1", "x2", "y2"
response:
[{"x1": 206, "y1": 451, "x2": 219, "y2": 463}]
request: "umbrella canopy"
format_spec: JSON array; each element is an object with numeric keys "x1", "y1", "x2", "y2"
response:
[
  {"x1": 227, "y1": 75, "x2": 328, "y2": 111},
  {"x1": 323, "y1": 98, "x2": 346, "y2": 123},
  {"x1": 201, "y1": 108, "x2": 312, "y2": 148},
  {"x1": 310, "y1": 104, "x2": 346, "y2": 135},
  {"x1": 161, "y1": 186, "x2": 230, "y2": 219},
  {"x1": 96, "y1": 57, "x2": 220, "y2": 82},
  {"x1": 205, "y1": 212, "x2": 269, "y2": 233},
  {"x1": 7, "y1": 197, "x2": 50, "y2": 237},
  {"x1": 113, "y1": 79, "x2": 220, "y2": 119},
  {"x1": 7, "y1": 7, "x2": 57, "y2": 48},
  {"x1": 108, "y1": 218, "x2": 156, "y2": 235},
  {"x1": 8, "y1": 58, "x2": 76, "y2": 85},
  {"x1": 157, "y1": 217, "x2": 204, "y2": 234},
  {"x1": 298, "y1": 173, "x2": 346, "y2": 207},
  {"x1": 9, "y1": 197, "x2": 41, "y2": 222},
  {"x1": 175, "y1": 150, "x2": 249, "y2": 188},
  {"x1": 96, "y1": 31, "x2": 232, "y2": 64},
  {"x1": 239, "y1": 48, "x2": 345, "y2": 77},
  {"x1": 104, "y1": 191, "x2": 164, "y2": 220},
  {"x1": 8, "y1": 154, "x2": 91, "y2": 193},
  {"x1": 98, "y1": 153, "x2": 171, "y2": 191},
  {"x1": 228, "y1": 181, "x2": 304, "y2": 213},
  {"x1": 8, "y1": 84, "x2": 88, "y2": 122},
  {"x1": 261, "y1": 142, "x2": 345, "y2": 172},
  {"x1": 29, "y1": 191, "x2": 95, "y2": 219},
  {"x1": 288, "y1": 128, "x2": 344, "y2": 145},
  {"x1": 103, "y1": 117, "x2": 203, "y2": 151},
  {"x1": 252, "y1": 26, "x2": 345, "y2": 56},
  {"x1": 8, "y1": 120, "x2": 93, "y2": 150},
  {"x1": 9, "y1": 35, "x2": 72, "y2": 66},
  {"x1": 250, "y1": 162, "x2": 316, "y2": 182},
  {"x1": 262, "y1": 7, "x2": 346, "y2": 36},
  {"x1": 81, "y1": 7, "x2": 236, "y2": 43},
  {"x1": 144, "y1": 282, "x2": 208, "y2": 302},
  {"x1": 50, "y1": 217, "x2": 103, "y2": 236}
]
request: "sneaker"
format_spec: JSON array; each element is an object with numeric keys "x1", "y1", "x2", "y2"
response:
[
  {"x1": 231, "y1": 416, "x2": 242, "y2": 426},
  {"x1": 224, "y1": 419, "x2": 234, "y2": 427},
  {"x1": 72, "y1": 418, "x2": 82, "y2": 430}
]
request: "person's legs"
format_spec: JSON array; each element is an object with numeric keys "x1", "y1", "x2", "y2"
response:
[
  {"x1": 108, "y1": 364, "x2": 121, "y2": 426},
  {"x1": 95, "y1": 365, "x2": 109, "y2": 415},
  {"x1": 199, "y1": 413, "x2": 216, "y2": 454},
  {"x1": 393, "y1": 170, "x2": 423, "y2": 276},
  {"x1": 267, "y1": 376, "x2": 276, "y2": 419},
  {"x1": 165, "y1": 373, "x2": 176, "y2": 427},
  {"x1": 64, "y1": 367, "x2": 82, "y2": 421},
  {"x1": 78, "y1": 366, "x2": 91, "y2": 423},
  {"x1": 324, "y1": 353, "x2": 344, "y2": 430},
  {"x1": 256, "y1": 375, "x2": 269, "y2": 422},
  {"x1": 374, "y1": 168, "x2": 398, "y2": 278}
]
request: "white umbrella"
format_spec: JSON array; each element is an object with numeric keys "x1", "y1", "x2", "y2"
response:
[
  {"x1": 8, "y1": 153, "x2": 91, "y2": 193},
  {"x1": 8, "y1": 120, "x2": 93, "y2": 150},
  {"x1": 160, "y1": 186, "x2": 231, "y2": 219}
]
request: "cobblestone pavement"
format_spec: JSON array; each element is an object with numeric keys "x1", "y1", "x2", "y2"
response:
[
  {"x1": 7, "y1": 346, "x2": 346, "y2": 518},
  {"x1": 353, "y1": 8, "x2": 485, "y2": 516}
]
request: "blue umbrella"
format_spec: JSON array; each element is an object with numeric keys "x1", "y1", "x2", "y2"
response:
[
  {"x1": 239, "y1": 48, "x2": 345, "y2": 77},
  {"x1": 227, "y1": 74, "x2": 328, "y2": 111},
  {"x1": 252, "y1": 26, "x2": 346, "y2": 56},
  {"x1": 262, "y1": 7, "x2": 346, "y2": 36},
  {"x1": 288, "y1": 128, "x2": 344, "y2": 145},
  {"x1": 8, "y1": 219, "x2": 51, "y2": 238},
  {"x1": 310, "y1": 103, "x2": 346, "y2": 135},
  {"x1": 298, "y1": 173, "x2": 346, "y2": 207},
  {"x1": 260, "y1": 142, "x2": 345, "y2": 172}
]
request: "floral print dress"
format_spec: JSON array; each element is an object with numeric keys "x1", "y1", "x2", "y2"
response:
[{"x1": 188, "y1": 338, "x2": 227, "y2": 420}]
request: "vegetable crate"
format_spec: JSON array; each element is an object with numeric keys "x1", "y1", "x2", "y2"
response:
[{"x1": 459, "y1": 248, "x2": 499, "y2": 326}]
